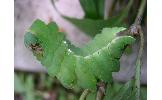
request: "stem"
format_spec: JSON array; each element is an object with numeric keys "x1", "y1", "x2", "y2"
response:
[
  {"x1": 79, "y1": 89, "x2": 89, "y2": 100},
  {"x1": 135, "y1": 30, "x2": 144, "y2": 100},
  {"x1": 135, "y1": 0, "x2": 147, "y2": 24},
  {"x1": 134, "y1": 0, "x2": 146, "y2": 100},
  {"x1": 96, "y1": 82, "x2": 106, "y2": 100},
  {"x1": 96, "y1": 89, "x2": 104, "y2": 100}
]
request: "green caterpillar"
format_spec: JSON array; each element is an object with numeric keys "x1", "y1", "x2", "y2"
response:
[{"x1": 24, "y1": 19, "x2": 135, "y2": 90}]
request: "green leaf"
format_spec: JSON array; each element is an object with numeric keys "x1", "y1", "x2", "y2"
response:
[
  {"x1": 103, "y1": 82, "x2": 122, "y2": 100},
  {"x1": 64, "y1": 0, "x2": 133, "y2": 37},
  {"x1": 24, "y1": 75, "x2": 35, "y2": 100},
  {"x1": 141, "y1": 87, "x2": 147, "y2": 100},
  {"x1": 64, "y1": 17, "x2": 124, "y2": 37},
  {"x1": 79, "y1": 0, "x2": 105, "y2": 19},
  {"x1": 14, "y1": 73, "x2": 37, "y2": 100},
  {"x1": 14, "y1": 73, "x2": 25, "y2": 93},
  {"x1": 24, "y1": 19, "x2": 135, "y2": 90},
  {"x1": 104, "y1": 80, "x2": 136, "y2": 100},
  {"x1": 86, "y1": 82, "x2": 146, "y2": 100},
  {"x1": 113, "y1": 80, "x2": 135, "y2": 100}
]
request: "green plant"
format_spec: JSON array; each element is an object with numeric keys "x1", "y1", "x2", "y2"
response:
[
  {"x1": 14, "y1": 73, "x2": 36, "y2": 100},
  {"x1": 14, "y1": 72, "x2": 80, "y2": 100},
  {"x1": 62, "y1": 0, "x2": 133, "y2": 37}
]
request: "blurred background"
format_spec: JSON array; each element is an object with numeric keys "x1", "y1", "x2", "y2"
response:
[{"x1": 14, "y1": 0, "x2": 147, "y2": 99}]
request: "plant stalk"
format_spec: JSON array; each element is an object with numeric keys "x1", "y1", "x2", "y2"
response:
[
  {"x1": 96, "y1": 82, "x2": 106, "y2": 100},
  {"x1": 134, "y1": 0, "x2": 146, "y2": 100},
  {"x1": 135, "y1": 29, "x2": 144, "y2": 100},
  {"x1": 79, "y1": 89, "x2": 89, "y2": 100},
  {"x1": 96, "y1": 88, "x2": 104, "y2": 100}
]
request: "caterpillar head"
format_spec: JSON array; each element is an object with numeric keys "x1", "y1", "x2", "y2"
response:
[{"x1": 24, "y1": 32, "x2": 43, "y2": 59}]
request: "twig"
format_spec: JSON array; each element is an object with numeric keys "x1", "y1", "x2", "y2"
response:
[
  {"x1": 79, "y1": 89, "x2": 90, "y2": 100},
  {"x1": 134, "y1": 25, "x2": 144, "y2": 100},
  {"x1": 135, "y1": 0, "x2": 147, "y2": 24},
  {"x1": 134, "y1": 0, "x2": 146, "y2": 100},
  {"x1": 96, "y1": 82, "x2": 106, "y2": 100},
  {"x1": 96, "y1": 88, "x2": 104, "y2": 100}
]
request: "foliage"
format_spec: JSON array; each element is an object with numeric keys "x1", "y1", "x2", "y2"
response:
[
  {"x1": 79, "y1": 0, "x2": 105, "y2": 19},
  {"x1": 14, "y1": 72, "x2": 80, "y2": 100},
  {"x1": 14, "y1": 73, "x2": 36, "y2": 100},
  {"x1": 14, "y1": 73, "x2": 25, "y2": 93},
  {"x1": 63, "y1": 0, "x2": 133, "y2": 37}
]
